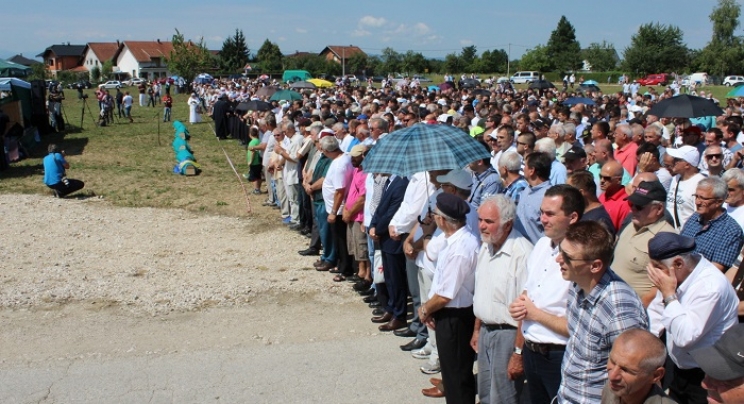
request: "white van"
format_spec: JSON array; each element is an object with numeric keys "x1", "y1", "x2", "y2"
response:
[
  {"x1": 510, "y1": 71, "x2": 540, "y2": 84},
  {"x1": 689, "y1": 72, "x2": 708, "y2": 86}
]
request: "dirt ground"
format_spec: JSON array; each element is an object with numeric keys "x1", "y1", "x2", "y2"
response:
[{"x1": 0, "y1": 194, "x2": 436, "y2": 403}]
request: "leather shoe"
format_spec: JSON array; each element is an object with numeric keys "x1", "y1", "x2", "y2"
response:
[
  {"x1": 368, "y1": 301, "x2": 381, "y2": 308},
  {"x1": 315, "y1": 262, "x2": 334, "y2": 271},
  {"x1": 371, "y1": 312, "x2": 392, "y2": 323},
  {"x1": 362, "y1": 295, "x2": 377, "y2": 303},
  {"x1": 429, "y1": 378, "x2": 442, "y2": 387},
  {"x1": 400, "y1": 338, "x2": 427, "y2": 351},
  {"x1": 422, "y1": 386, "x2": 444, "y2": 398},
  {"x1": 371, "y1": 307, "x2": 385, "y2": 316},
  {"x1": 313, "y1": 259, "x2": 324, "y2": 267},
  {"x1": 358, "y1": 288, "x2": 375, "y2": 296},
  {"x1": 299, "y1": 248, "x2": 320, "y2": 256},
  {"x1": 353, "y1": 280, "x2": 372, "y2": 291},
  {"x1": 378, "y1": 318, "x2": 407, "y2": 331},
  {"x1": 299, "y1": 228, "x2": 311, "y2": 235},
  {"x1": 394, "y1": 328, "x2": 416, "y2": 338},
  {"x1": 288, "y1": 224, "x2": 303, "y2": 231}
]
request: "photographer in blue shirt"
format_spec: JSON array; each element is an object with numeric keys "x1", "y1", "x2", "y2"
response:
[{"x1": 43, "y1": 144, "x2": 84, "y2": 198}]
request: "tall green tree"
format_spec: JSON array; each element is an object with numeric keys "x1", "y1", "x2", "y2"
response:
[
  {"x1": 460, "y1": 45, "x2": 478, "y2": 72},
  {"x1": 380, "y1": 47, "x2": 401, "y2": 75},
  {"x1": 400, "y1": 51, "x2": 428, "y2": 75},
  {"x1": 166, "y1": 29, "x2": 213, "y2": 81},
  {"x1": 346, "y1": 53, "x2": 369, "y2": 75},
  {"x1": 476, "y1": 49, "x2": 509, "y2": 73},
  {"x1": 622, "y1": 23, "x2": 689, "y2": 74},
  {"x1": 28, "y1": 63, "x2": 50, "y2": 81},
  {"x1": 256, "y1": 39, "x2": 283, "y2": 72},
  {"x1": 517, "y1": 45, "x2": 552, "y2": 73},
  {"x1": 219, "y1": 29, "x2": 250, "y2": 73},
  {"x1": 695, "y1": 0, "x2": 744, "y2": 76},
  {"x1": 443, "y1": 53, "x2": 463, "y2": 74},
  {"x1": 580, "y1": 41, "x2": 618, "y2": 71},
  {"x1": 546, "y1": 16, "x2": 581, "y2": 72}
]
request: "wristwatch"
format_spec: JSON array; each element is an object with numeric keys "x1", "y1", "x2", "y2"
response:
[
  {"x1": 513, "y1": 347, "x2": 523, "y2": 355},
  {"x1": 663, "y1": 294, "x2": 678, "y2": 307}
]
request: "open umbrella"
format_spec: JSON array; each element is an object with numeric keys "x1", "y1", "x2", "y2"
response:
[
  {"x1": 529, "y1": 80, "x2": 556, "y2": 90},
  {"x1": 290, "y1": 81, "x2": 317, "y2": 90},
  {"x1": 471, "y1": 89, "x2": 491, "y2": 97},
  {"x1": 459, "y1": 78, "x2": 479, "y2": 88},
  {"x1": 235, "y1": 100, "x2": 271, "y2": 112},
  {"x1": 646, "y1": 94, "x2": 724, "y2": 118},
  {"x1": 308, "y1": 78, "x2": 334, "y2": 88},
  {"x1": 270, "y1": 89, "x2": 302, "y2": 101},
  {"x1": 582, "y1": 80, "x2": 599, "y2": 86},
  {"x1": 726, "y1": 86, "x2": 744, "y2": 98},
  {"x1": 563, "y1": 97, "x2": 595, "y2": 106},
  {"x1": 258, "y1": 74, "x2": 270, "y2": 80},
  {"x1": 439, "y1": 81, "x2": 454, "y2": 91},
  {"x1": 428, "y1": 85, "x2": 440, "y2": 92},
  {"x1": 578, "y1": 84, "x2": 601, "y2": 93},
  {"x1": 362, "y1": 123, "x2": 491, "y2": 177},
  {"x1": 254, "y1": 86, "x2": 278, "y2": 98}
]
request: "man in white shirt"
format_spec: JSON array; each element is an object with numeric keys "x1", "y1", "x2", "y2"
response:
[
  {"x1": 419, "y1": 193, "x2": 480, "y2": 404},
  {"x1": 257, "y1": 117, "x2": 277, "y2": 207},
  {"x1": 666, "y1": 145, "x2": 706, "y2": 230},
  {"x1": 273, "y1": 121, "x2": 305, "y2": 226},
  {"x1": 723, "y1": 169, "x2": 744, "y2": 230},
  {"x1": 471, "y1": 195, "x2": 533, "y2": 404},
  {"x1": 509, "y1": 184, "x2": 585, "y2": 404},
  {"x1": 647, "y1": 232, "x2": 739, "y2": 403}
]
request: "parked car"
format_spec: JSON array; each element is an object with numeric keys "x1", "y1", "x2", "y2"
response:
[
  {"x1": 724, "y1": 75, "x2": 744, "y2": 86},
  {"x1": 413, "y1": 75, "x2": 433, "y2": 83},
  {"x1": 66, "y1": 80, "x2": 92, "y2": 89},
  {"x1": 98, "y1": 80, "x2": 123, "y2": 89},
  {"x1": 123, "y1": 78, "x2": 145, "y2": 86},
  {"x1": 371, "y1": 76, "x2": 386, "y2": 83},
  {"x1": 637, "y1": 73, "x2": 669, "y2": 86},
  {"x1": 496, "y1": 77, "x2": 511, "y2": 84},
  {"x1": 510, "y1": 71, "x2": 540, "y2": 84}
]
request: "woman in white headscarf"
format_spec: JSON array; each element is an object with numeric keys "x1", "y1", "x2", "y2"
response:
[{"x1": 188, "y1": 93, "x2": 202, "y2": 124}]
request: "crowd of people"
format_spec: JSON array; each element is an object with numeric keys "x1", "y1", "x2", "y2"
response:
[{"x1": 190, "y1": 75, "x2": 744, "y2": 404}]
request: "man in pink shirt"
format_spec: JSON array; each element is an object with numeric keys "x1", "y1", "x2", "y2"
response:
[
  {"x1": 342, "y1": 144, "x2": 370, "y2": 285},
  {"x1": 614, "y1": 123, "x2": 638, "y2": 176}
]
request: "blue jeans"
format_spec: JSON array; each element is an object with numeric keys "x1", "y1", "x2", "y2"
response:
[
  {"x1": 314, "y1": 201, "x2": 335, "y2": 264},
  {"x1": 163, "y1": 107, "x2": 171, "y2": 121},
  {"x1": 523, "y1": 344, "x2": 564, "y2": 404}
]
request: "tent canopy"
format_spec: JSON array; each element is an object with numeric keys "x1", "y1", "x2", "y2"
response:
[
  {"x1": 0, "y1": 77, "x2": 32, "y2": 123},
  {"x1": 0, "y1": 77, "x2": 31, "y2": 90},
  {"x1": 0, "y1": 59, "x2": 31, "y2": 78}
]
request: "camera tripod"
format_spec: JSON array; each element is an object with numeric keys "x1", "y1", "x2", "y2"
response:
[{"x1": 79, "y1": 96, "x2": 99, "y2": 130}]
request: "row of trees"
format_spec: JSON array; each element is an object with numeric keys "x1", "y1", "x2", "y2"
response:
[{"x1": 165, "y1": 0, "x2": 744, "y2": 81}]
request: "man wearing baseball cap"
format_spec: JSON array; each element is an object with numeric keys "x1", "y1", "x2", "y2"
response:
[
  {"x1": 692, "y1": 324, "x2": 744, "y2": 404},
  {"x1": 666, "y1": 145, "x2": 705, "y2": 230},
  {"x1": 647, "y1": 232, "x2": 739, "y2": 403}
]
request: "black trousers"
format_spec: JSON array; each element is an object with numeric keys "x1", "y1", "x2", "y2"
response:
[
  {"x1": 435, "y1": 306, "x2": 476, "y2": 404},
  {"x1": 381, "y1": 250, "x2": 407, "y2": 320},
  {"x1": 329, "y1": 218, "x2": 352, "y2": 276},
  {"x1": 669, "y1": 365, "x2": 707, "y2": 404},
  {"x1": 48, "y1": 179, "x2": 85, "y2": 198},
  {"x1": 523, "y1": 343, "x2": 564, "y2": 404}
]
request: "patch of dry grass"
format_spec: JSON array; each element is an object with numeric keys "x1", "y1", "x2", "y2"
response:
[{"x1": 0, "y1": 89, "x2": 265, "y2": 218}]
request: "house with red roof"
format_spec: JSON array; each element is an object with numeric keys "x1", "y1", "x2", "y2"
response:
[
  {"x1": 319, "y1": 46, "x2": 366, "y2": 64},
  {"x1": 113, "y1": 40, "x2": 174, "y2": 81},
  {"x1": 80, "y1": 42, "x2": 120, "y2": 76}
]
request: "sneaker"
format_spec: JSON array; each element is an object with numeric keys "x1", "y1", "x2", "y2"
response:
[
  {"x1": 420, "y1": 360, "x2": 441, "y2": 375},
  {"x1": 282, "y1": 217, "x2": 292, "y2": 224},
  {"x1": 411, "y1": 348, "x2": 431, "y2": 360},
  {"x1": 252, "y1": 189, "x2": 261, "y2": 195}
]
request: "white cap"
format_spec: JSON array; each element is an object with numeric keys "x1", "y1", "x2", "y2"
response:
[
  {"x1": 437, "y1": 113, "x2": 452, "y2": 123},
  {"x1": 666, "y1": 145, "x2": 700, "y2": 167},
  {"x1": 436, "y1": 169, "x2": 473, "y2": 190}
]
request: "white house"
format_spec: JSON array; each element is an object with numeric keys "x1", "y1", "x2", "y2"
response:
[
  {"x1": 113, "y1": 41, "x2": 174, "y2": 81},
  {"x1": 80, "y1": 42, "x2": 119, "y2": 78}
]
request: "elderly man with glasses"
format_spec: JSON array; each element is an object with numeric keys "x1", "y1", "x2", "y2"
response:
[{"x1": 679, "y1": 177, "x2": 744, "y2": 271}]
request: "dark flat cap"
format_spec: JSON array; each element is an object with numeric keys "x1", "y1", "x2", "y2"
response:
[
  {"x1": 626, "y1": 180, "x2": 667, "y2": 206},
  {"x1": 648, "y1": 232, "x2": 696, "y2": 261},
  {"x1": 691, "y1": 324, "x2": 744, "y2": 381},
  {"x1": 436, "y1": 193, "x2": 470, "y2": 220},
  {"x1": 563, "y1": 146, "x2": 587, "y2": 161}
]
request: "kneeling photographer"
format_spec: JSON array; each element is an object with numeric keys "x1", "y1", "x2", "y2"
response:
[{"x1": 43, "y1": 144, "x2": 85, "y2": 198}]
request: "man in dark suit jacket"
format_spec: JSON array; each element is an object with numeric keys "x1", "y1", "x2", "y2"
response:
[
  {"x1": 212, "y1": 95, "x2": 232, "y2": 139},
  {"x1": 369, "y1": 175, "x2": 410, "y2": 332}
]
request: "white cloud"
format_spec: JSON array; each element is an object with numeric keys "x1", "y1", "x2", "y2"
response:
[
  {"x1": 359, "y1": 15, "x2": 386, "y2": 27},
  {"x1": 296, "y1": 28, "x2": 307, "y2": 34},
  {"x1": 413, "y1": 23, "x2": 431, "y2": 35},
  {"x1": 352, "y1": 29, "x2": 371, "y2": 37},
  {"x1": 460, "y1": 39, "x2": 473, "y2": 45},
  {"x1": 278, "y1": 36, "x2": 286, "y2": 42}
]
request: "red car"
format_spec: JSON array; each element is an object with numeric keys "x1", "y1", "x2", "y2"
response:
[{"x1": 637, "y1": 74, "x2": 669, "y2": 86}]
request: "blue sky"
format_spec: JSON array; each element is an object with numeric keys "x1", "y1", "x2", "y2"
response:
[{"x1": 1, "y1": 0, "x2": 736, "y2": 61}]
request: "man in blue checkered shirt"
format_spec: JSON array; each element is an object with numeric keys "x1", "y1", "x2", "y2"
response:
[
  {"x1": 556, "y1": 221, "x2": 649, "y2": 403},
  {"x1": 680, "y1": 177, "x2": 744, "y2": 271}
]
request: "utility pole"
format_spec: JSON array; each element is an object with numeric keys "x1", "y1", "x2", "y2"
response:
[
  {"x1": 342, "y1": 47, "x2": 346, "y2": 77},
  {"x1": 507, "y1": 43, "x2": 511, "y2": 78}
]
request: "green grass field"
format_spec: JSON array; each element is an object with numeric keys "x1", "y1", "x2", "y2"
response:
[{"x1": 0, "y1": 88, "x2": 260, "y2": 218}]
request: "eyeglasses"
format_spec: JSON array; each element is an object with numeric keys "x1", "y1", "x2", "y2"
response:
[
  {"x1": 705, "y1": 154, "x2": 723, "y2": 160},
  {"x1": 629, "y1": 203, "x2": 651, "y2": 211},
  {"x1": 693, "y1": 194, "x2": 721, "y2": 203},
  {"x1": 558, "y1": 245, "x2": 592, "y2": 266},
  {"x1": 600, "y1": 175, "x2": 618, "y2": 182}
]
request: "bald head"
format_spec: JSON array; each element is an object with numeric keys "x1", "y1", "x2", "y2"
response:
[
  {"x1": 600, "y1": 160, "x2": 623, "y2": 192},
  {"x1": 602, "y1": 160, "x2": 623, "y2": 177},
  {"x1": 613, "y1": 329, "x2": 667, "y2": 372}
]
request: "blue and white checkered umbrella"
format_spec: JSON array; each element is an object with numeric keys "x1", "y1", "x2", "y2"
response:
[{"x1": 363, "y1": 123, "x2": 491, "y2": 177}]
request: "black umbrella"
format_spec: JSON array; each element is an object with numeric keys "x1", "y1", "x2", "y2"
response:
[
  {"x1": 471, "y1": 89, "x2": 491, "y2": 96},
  {"x1": 236, "y1": 100, "x2": 271, "y2": 112},
  {"x1": 646, "y1": 94, "x2": 724, "y2": 118},
  {"x1": 578, "y1": 84, "x2": 601, "y2": 93},
  {"x1": 529, "y1": 80, "x2": 556, "y2": 90},
  {"x1": 459, "y1": 78, "x2": 479, "y2": 88}
]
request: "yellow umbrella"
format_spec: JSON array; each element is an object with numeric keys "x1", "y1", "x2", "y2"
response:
[{"x1": 308, "y1": 78, "x2": 334, "y2": 88}]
